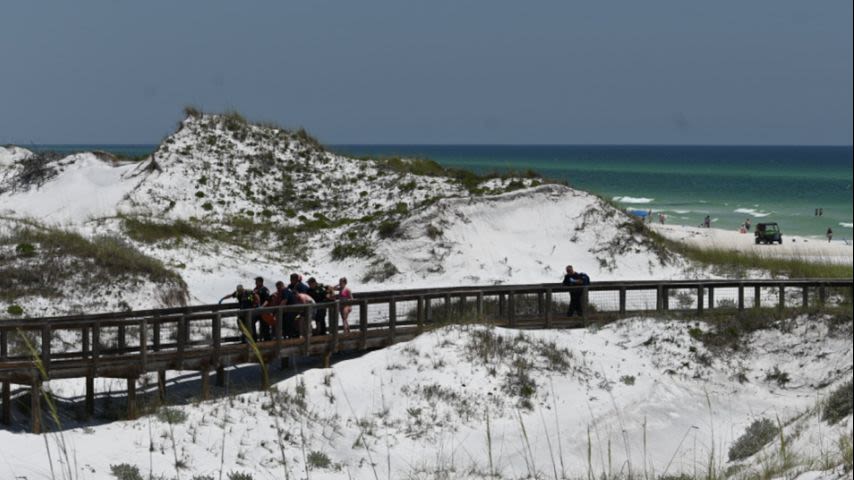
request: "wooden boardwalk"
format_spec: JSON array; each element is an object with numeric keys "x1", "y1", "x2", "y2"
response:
[{"x1": 1, "y1": 278, "x2": 851, "y2": 433}]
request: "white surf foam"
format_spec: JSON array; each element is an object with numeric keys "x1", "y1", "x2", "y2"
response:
[
  {"x1": 613, "y1": 196, "x2": 653, "y2": 204},
  {"x1": 734, "y1": 208, "x2": 771, "y2": 217}
]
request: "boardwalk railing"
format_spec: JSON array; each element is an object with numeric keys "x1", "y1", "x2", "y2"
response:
[{"x1": 1, "y1": 278, "x2": 851, "y2": 432}]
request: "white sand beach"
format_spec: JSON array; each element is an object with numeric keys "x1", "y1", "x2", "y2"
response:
[{"x1": 650, "y1": 223, "x2": 854, "y2": 264}]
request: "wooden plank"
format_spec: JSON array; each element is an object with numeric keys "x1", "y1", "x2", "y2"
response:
[
  {"x1": 82, "y1": 327, "x2": 89, "y2": 358},
  {"x1": 819, "y1": 285, "x2": 826, "y2": 306},
  {"x1": 157, "y1": 370, "x2": 166, "y2": 402},
  {"x1": 424, "y1": 297, "x2": 432, "y2": 323},
  {"x1": 737, "y1": 284, "x2": 744, "y2": 311},
  {"x1": 0, "y1": 330, "x2": 7, "y2": 359},
  {"x1": 330, "y1": 305, "x2": 340, "y2": 354},
  {"x1": 779, "y1": 286, "x2": 786, "y2": 310},
  {"x1": 802, "y1": 287, "x2": 809, "y2": 309},
  {"x1": 656, "y1": 285, "x2": 664, "y2": 313},
  {"x1": 498, "y1": 293, "x2": 506, "y2": 317},
  {"x1": 152, "y1": 315, "x2": 161, "y2": 351},
  {"x1": 476, "y1": 292, "x2": 484, "y2": 321},
  {"x1": 92, "y1": 321, "x2": 101, "y2": 375},
  {"x1": 537, "y1": 292, "x2": 545, "y2": 317},
  {"x1": 118, "y1": 325, "x2": 126, "y2": 352},
  {"x1": 697, "y1": 286, "x2": 704, "y2": 315},
  {"x1": 581, "y1": 287, "x2": 589, "y2": 324},
  {"x1": 708, "y1": 287, "x2": 715, "y2": 310},
  {"x1": 754, "y1": 285, "x2": 761, "y2": 309}
]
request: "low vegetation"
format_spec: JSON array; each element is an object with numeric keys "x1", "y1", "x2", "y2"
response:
[
  {"x1": 822, "y1": 380, "x2": 853, "y2": 424},
  {"x1": 0, "y1": 222, "x2": 186, "y2": 303},
  {"x1": 728, "y1": 417, "x2": 779, "y2": 461}
]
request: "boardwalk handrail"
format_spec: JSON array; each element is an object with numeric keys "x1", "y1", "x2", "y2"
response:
[{"x1": 1, "y1": 277, "x2": 851, "y2": 432}]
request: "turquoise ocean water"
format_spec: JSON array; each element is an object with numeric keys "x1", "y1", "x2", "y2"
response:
[{"x1": 30, "y1": 144, "x2": 853, "y2": 239}]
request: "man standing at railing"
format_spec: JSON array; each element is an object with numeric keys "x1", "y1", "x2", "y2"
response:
[
  {"x1": 563, "y1": 265, "x2": 588, "y2": 317},
  {"x1": 218, "y1": 284, "x2": 256, "y2": 342}
]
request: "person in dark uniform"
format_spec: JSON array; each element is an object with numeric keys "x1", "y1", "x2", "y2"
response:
[
  {"x1": 219, "y1": 284, "x2": 256, "y2": 342},
  {"x1": 562, "y1": 265, "x2": 586, "y2": 317},
  {"x1": 306, "y1": 277, "x2": 330, "y2": 335}
]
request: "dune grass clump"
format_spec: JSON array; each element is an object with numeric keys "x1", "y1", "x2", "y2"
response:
[
  {"x1": 121, "y1": 215, "x2": 208, "y2": 244},
  {"x1": 822, "y1": 380, "x2": 853, "y2": 424},
  {"x1": 110, "y1": 463, "x2": 143, "y2": 480},
  {"x1": 728, "y1": 417, "x2": 779, "y2": 461},
  {"x1": 0, "y1": 224, "x2": 186, "y2": 303}
]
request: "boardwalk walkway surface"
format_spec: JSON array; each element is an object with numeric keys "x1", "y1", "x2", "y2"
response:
[{"x1": 2, "y1": 278, "x2": 851, "y2": 432}]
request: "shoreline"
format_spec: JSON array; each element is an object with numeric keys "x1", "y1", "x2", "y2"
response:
[{"x1": 650, "y1": 223, "x2": 854, "y2": 264}]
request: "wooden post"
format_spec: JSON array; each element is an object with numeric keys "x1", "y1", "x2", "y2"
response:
[
  {"x1": 754, "y1": 285, "x2": 761, "y2": 309},
  {"x1": 152, "y1": 316, "x2": 161, "y2": 351},
  {"x1": 656, "y1": 285, "x2": 664, "y2": 313},
  {"x1": 663, "y1": 286, "x2": 670, "y2": 311},
  {"x1": 424, "y1": 297, "x2": 432, "y2": 323},
  {"x1": 444, "y1": 294, "x2": 451, "y2": 318},
  {"x1": 200, "y1": 367, "x2": 210, "y2": 401},
  {"x1": 330, "y1": 304, "x2": 340, "y2": 354},
  {"x1": 41, "y1": 325, "x2": 51, "y2": 378},
  {"x1": 619, "y1": 287, "x2": 627, "y2": 315},
  {"x1": 126, "y1": 377, "x2": 137, "y2": 420},
  {"x1": 212, "y1": 313, "x2": 222, "y2": 364},
  {"x1": 31, "y1": 378, "x2": 41, "y2": 434},
  {"x1": 545, "y1": 289, "x2": 553, "y2": 328},
  {"x1": 388, "y1": 298, "x2": 397, "y2": 344},
  {"x1": 2, "y1": 381, "x2": 10, "y2": 425},
  {"x1": 581, "y1": 287, "x2": 589, "y2": 323},
  {"x1": 537, "y1": 292, "x2": 545, "y2": 318},
  {"x1": 85, "y1": 374, "x2": 95, "y2": 418},
  {"x1": 177, "y1": 315, "x2": 187, "y2": 368},
  {"x1": 697, "y1": 286, "x2": 704, "y2": 315},
  {"x1": 118, "y1": 325, "x2": 126, "y2": 352},
  {"x1": 92, "y1": 321, "x2": 101, "y2": 376},
  {"x1": 708, "y1": 287, "x2": 715, "y2": 310},
  {"x1": 779, "y1": 285, "x2": 786, "y2": 310},
  {"x1": 802, "y1": 286, "x2": 809, "y2": 309},
  {"x1": 819, "y1": 285, "x2": 826, "y2": 306},
  {"x1": 508, "y1": 292, "x2": 516, "y2": 327},
  {"x1": 476, "y1": 292, "x2": 484, "y2": 321},
  {"x1": 737, "y1": 283, "x2": 745, "y2": 311},
  {"x1": 498, "y1": 293, "x2": 506, "y2": 318},
  {"x1": 139, "y1": 319, "x2": 148, "y2": 370},
  {"x1": 302, "y1": 306, "x2": 313, "y2": 356},
  {"x1": 275, "y1": 308, "x2": 284, "y2": 370},
  {"x1": 82, "y1": 327, "x2": 89, "y2": 358},
  {"x1": 416, "y1": 296, "x2": 425, "y2": 330},
  {"x1": 157, "y1": 370, "x2": 166, "y2": 403},
  {"x1": 358, "y1": 300, "x2": 368, "y2": 350},
  {"x1": 216, "y1": 367, "x2": 227, "y2": 388}
]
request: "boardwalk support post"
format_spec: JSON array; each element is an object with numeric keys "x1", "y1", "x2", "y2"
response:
[
  {"x1": 85, "y1": 373, "x2": 95, "y2": 418},
  {"x1": 31, "y1": 377, "x2": 41, "y2": 434},
  {"x1": 126, "y1": 377, "x2": 137, "y2": 420}
]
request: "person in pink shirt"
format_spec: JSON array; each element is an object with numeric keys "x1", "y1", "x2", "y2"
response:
[{"x1": 334, "y1": 277, "x2": 353, "y2": 333}]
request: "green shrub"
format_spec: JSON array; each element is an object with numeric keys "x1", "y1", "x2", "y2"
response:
[
  {"x1": 227, "y1": 472, "x2": 254, "y2": 480},
  {"x1": 728, "y1": 418, "x2": 778, "y2": 461},
  {"x1": 377, "y1": 220, "x2": 401, "y2": 239},
  {"x1": 201, "y1": 202, "x2": 214, "y2": 211},
  {"x1": 331, "y1": 242, "x2": 374, "y2": 260},
  {"x1": 6, "y1": 305, "x2": 23, "y2": 316},
  {"x1": 620, "y1": 375, "x2": 636, "y2": 386},
  {"x1": 195, "y1": 191, "x2": 205, "y2": 198},
  {"x1": 15, "y1": 243, "x2": 36, "y2": 257},
  {"x1": 307, "y1": 450, "x2": 332, "y2": 469},
  {"x1": 822, "y1": 380, "x2": 853, "y2": 424},
  {"x1": 764, "y1": 366, "x2": 790, "y2": 387},
  {"x1": 362, "y1": 260, "x2": 399, "y2": 283},
  {"x1": 426, "y1": 224, "x2": 442, "y2": 240},
  {"x1": 122, "y1": 216, "x2": 208, "y2": 244},
  {"x1": 110, "y1": 463, "x2": 143, "y2": 480},
  {"x1": 156, "y1": 407, "x2": 188, "y2": 424}
]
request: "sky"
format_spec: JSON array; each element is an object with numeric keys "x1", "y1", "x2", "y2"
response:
[{"x1": 1, "y1": 1, "x2": 852, "y2": 145}]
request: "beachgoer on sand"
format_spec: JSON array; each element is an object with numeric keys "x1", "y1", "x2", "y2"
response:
[
  {"x1": 745, "y1": 218, "x2": 751, "y2": 231},
  {"x1": 827, "y1": 227, "x2": 833, "y2": 243},
  {"x1": 704, "y1": 215, "x2": 711, "y2": 228}
]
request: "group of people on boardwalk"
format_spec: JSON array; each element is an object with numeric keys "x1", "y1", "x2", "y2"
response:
[{"x1": 219, "y1": 274, "x2": 352, "y2": 343}]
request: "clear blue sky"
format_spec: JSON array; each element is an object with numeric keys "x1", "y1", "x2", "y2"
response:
[{"x1": 1, "y1": 1, "x2": 851, "y2": 145}]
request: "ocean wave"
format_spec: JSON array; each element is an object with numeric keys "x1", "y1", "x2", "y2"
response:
[
  {"x1": 672, "y1": 210, "x2": 691, "y2": 214},
  {"x1": 840, "y1": 222, "x2": 853, "y2": 228},
  {"x1": 613, "y1": 196, "x2": 653, "y2": 204},
  {"x1": 734, "y1": 208, "x2": 771, "y2": 217}
]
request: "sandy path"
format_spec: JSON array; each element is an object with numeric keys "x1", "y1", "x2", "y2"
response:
[{"x1": 650, "y1": 224, "x2": 854, "y2": 264}]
